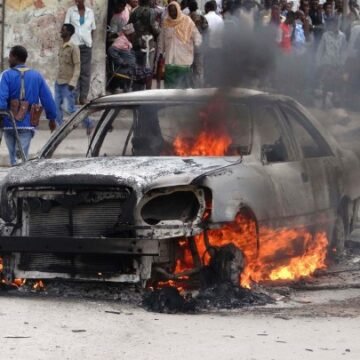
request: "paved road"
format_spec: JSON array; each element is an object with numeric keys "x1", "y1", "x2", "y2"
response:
[{"x1": 0, "y1": 287, "x2": 359, "y2": 360}]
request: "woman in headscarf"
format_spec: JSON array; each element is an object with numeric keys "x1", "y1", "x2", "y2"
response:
[{"x1": 157, "y1": 1, "x2": 201, "y2": 88}]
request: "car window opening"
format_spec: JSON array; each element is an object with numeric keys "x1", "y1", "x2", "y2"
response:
[
  {"x1": 257, "y1": 106, "x2": 289, "y2": 163},
  {"x1": 48, "y1": 102, "x2": 253, "y2": 158}
]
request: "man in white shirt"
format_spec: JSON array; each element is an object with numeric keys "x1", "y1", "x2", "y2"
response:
[
  {"x1": 65, "y1": 0, "x2": 96, "y2": 105},
  {"x1": 204, "y1": 0, "x2": 224, "y2": 85}
]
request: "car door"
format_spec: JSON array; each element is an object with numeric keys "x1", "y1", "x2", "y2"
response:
[
  {"x1": 252, "y1": 102, "x2": 315, "y2": 228},
  {"x1": 278, "y1": 102, "x2": 341, "y2": 223}
]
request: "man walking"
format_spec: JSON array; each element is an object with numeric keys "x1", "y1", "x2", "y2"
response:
[
  {"x1": 0, "y1": 45, "x2": 56, "y2": 165},
  {"x1": 65, "y1": 0, "x2": 96, "y2": 105},
  {"x1": 55, "y1": 24, "x2": 80, "y2": 127}
]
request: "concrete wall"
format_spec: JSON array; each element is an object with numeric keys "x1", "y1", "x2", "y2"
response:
[{"x1": 3, "y1": 0, "x2": 107, "y2": 98}]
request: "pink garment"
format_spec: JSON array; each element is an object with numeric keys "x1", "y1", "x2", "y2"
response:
[
  {"x1": 111, "y1": 10, "x2": 131, "y2": 50},
  {"x1": 113, "y1": 10, "x2": 129, "y2": 25},
  {"x1": 113, "y1": 34, "x2": 132, "y2": 50}
]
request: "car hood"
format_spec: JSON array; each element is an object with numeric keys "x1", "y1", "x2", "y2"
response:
[{"x1": 2, "y1": 156, "x2": 238, "y2": 193}]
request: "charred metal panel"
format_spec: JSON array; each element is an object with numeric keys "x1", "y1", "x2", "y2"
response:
[{"x1": 0, "y1": 236, "x2": 159, "y2": 255}]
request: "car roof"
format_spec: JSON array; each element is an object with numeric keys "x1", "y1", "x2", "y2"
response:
[{"x1": 91, "y1": 88, "x2": 289, "y2": 105}]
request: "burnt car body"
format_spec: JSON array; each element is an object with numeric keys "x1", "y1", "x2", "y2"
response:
[{"x1": 0, "y1": 88, "x2": 359, "y2": 284}]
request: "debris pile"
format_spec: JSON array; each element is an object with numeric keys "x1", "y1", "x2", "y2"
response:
[{"x1": 143, "y1": 282, "x2": 274, "y2": 314}]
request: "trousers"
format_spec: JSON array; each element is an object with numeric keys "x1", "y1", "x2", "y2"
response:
[
  {"x1": 55, "y1": 82, "x2": 76, "y2": 126},
  {"x1": 4, "y1": 129, "x2": 33, "y2": 166},
  {"x1": 78, "y1": 45, "x2": 92, "y2": 102}
]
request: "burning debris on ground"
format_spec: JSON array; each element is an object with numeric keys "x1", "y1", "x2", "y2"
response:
[{"x1": 0, "y1": 244, "x2": 359, "y2": 316}]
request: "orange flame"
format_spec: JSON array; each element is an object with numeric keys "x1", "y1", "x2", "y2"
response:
[
  {"x1": 33, "y1": 280, "x2": 45, "y2": 290},
  {"x1": 0, "y1": 257, "x2": 27, "y2": 288},
  {"x1": 174, "y1": 214, "x2": 328, "y2": 288},
  {"x1": 13, "y1": 278, "x2": 26, "y2": 287},
  {"x1": 1, "y1": 257, "x2": 44, "y2": 289},
  {"x1": 173, "y1": 131, "x2": 232, "y2": 156},
  {"x1": 172, "y1": 95, "x2": 236, "y2": 157}
]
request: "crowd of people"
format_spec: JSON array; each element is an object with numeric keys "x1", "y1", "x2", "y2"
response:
[
  {"x1": 106, "y1": 0, "x2": 360, "y2": 108},
  {"x1": 0, "y1": 0, "x2": 360, "y2": 165}
]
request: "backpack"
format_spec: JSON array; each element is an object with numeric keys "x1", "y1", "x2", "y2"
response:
[{"x1": 10, "y1": 67, "x2": 30, "y2": 121}]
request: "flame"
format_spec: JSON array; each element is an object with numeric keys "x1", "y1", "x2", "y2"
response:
[
  {"x1": 0, "y1": 257, "x2": 27, "y2": 288},
  {"x1": 174, "y1": 214, "x2": 328, "y2": 288},
  {"x1": 13, "y1": 278, "x2": 26, "y2": 287},
  {"x1": 157, "y1": 279, "x2": 185, "y2": 293},
  {"x1": 33, "y1": 280, "x2": 45, "y2": 290},
  {"x1": 173, "y1": 131, "x2": 232, "y2": 156},
  {"x1": 1, "y1": 257, "x2": 45, "y2": 289},
  {"x1": 172, "y1": 95, "x2": 236, "y2": 157}
]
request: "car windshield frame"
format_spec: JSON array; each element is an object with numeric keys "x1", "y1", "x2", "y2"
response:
[{"x1": 38, "y1": 99, "x2": 254, "y2": 159}]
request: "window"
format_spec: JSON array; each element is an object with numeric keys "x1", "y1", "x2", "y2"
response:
[
  {"x1": 157, "y1": 102, "x2": 252, "y2": 156},
  {"x1": 49, "y1": 108, "x2": 104, "y2": 158},
  {"x1": 47, "y1": 101, "x2": 252, "y2": 158},
  {"x1": 281, "y1": 106, "x2": 332, "y2": 158},
  {"x1": 93, "y1": 108, "x2": 134, "y2": 157},
  {"x1": 95, "y1": 102, "x2": 252, "y2": 157},
  {"x1": 256, "y1": 107, "x2": 288, "y2": 163}
]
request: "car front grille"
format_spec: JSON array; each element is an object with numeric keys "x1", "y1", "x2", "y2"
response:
[
  {"x1": 16, "y1": 186, "x2": 135, "y2": 238},
  {"x1": 28, "y1": 199, "x2": 123, "y2": 237}
]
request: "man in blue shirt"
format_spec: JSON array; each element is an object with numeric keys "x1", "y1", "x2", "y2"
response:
[{"x1": 0, "y1": 45, "x2": 56, "y2": 165}]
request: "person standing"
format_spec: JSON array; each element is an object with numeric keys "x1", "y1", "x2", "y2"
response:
[
  {"x1": 309, "y1": 0, "x2": 324, "y2": 46},
  {"x1": 129, "y1": 0, "x2": 160, "y2": 89},
  {"x1": 204, "y1": 0, "x2": 224, "y2": 86},
  {"x1": 65, "y1": 0, "x2": 96, "y2": 105},
  {"x1": 55, "y1": 24, "x2": 80, "y2": 127},
  {"x1": 126, "y1": 0, "x2": 139, "y2": 16},
  {"x1": 316, "y1": 17, "x2": 347, "y2": 106},
  {"x1": 189, "y1": 0, "x2": 208, "y2": 87},
  {"x1": 0, "y1": 46, "x2": 56, "y2": 165},
  {"x1": 108, "y1": 0, "x2": 137, "y2": 82},
  {"x1": 158, "y1": 1, "x2": 201, "y2": 88},
  {"x1": 278, "y1": 11, "x2": 295, "y2": 54}
]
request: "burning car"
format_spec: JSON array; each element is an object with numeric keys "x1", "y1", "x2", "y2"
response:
[{"x1": 0, "y1": 88, "x2": 359, "y2": 287}]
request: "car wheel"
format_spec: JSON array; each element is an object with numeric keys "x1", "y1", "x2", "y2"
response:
[{"x1": 331, "y1": 214, "x2": 346, "y2": 256}]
